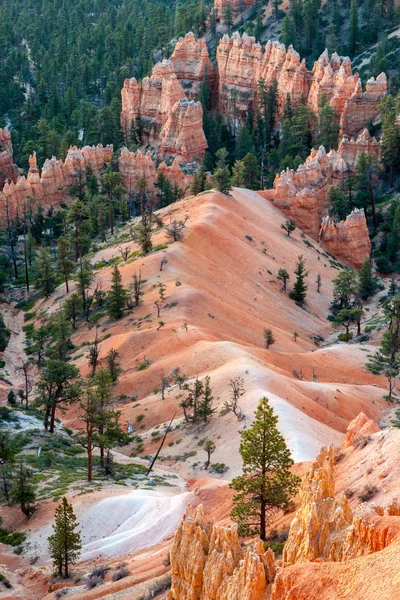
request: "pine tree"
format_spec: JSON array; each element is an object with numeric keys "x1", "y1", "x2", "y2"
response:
[
  {"x1": 379, "y1": 95, "x2": 400, "y2": 188},
  {"x1": 198, "y1": 376, "x2": 216, "y2": 423},
  {"x1": 36, "y1": 247, "x2": 56, "y2": 297},
  {"x1": 326, "y1": 185, "x2": 351, "y2": 221},
  {"x1": 57, "y1": 236, "x2": 74, "y2": 293},
  {"x1": 331, "y1": 268, "x2": 358, "y2": 314},
  {"x1": 212, "y1": 148, "x2": 231, "y2": 195},
  {"x1": 223, "y1": 4, "x2": 234, "y2": 33},
  {"x1": 366, "y1": 295, "x2": 400, "y2": 401},
  {"x1": 10, "y1": 463, "x2": 36, "y2": 518},
  {"x1": 333, "y1": 307, "x2": 364, "y2": 342},
  {"x1": 235, "y1": 125, "x2": 256, "y2": 161},
  {"x1": 263, "y1": 328, "x2": 275, "y2": 349},
  {"x1": 348, "y1": 0, "x2": 359, "y2": 56},
  {"x1": 318, "y1": 96, "x2": 339, "y2": 150},
  {"x1": 289, "y1": 255, "x2": 309, "y2": 307},
  {"x1": 48, "y1": 497, "x2": 81, "y2": 578},
  {"x1": 355, "y1": 151, "x2": 379, "y2": 228},
  {"x1": 0, "y1": 431, "x2": 16, "y2": 504},
  {"x1": 204, "y1": 439, "x2": 216, "y2": 469},
  {"x1": 281, "y1": 219, "x2": 296, "y2": 237},
  {"x1": 277, "y1": 268, "x2": 290, "y2": 291},
  {"x1": 107, "y1": 265, "x2": 128, "y2": 319},
  {"x1": 358, "y1": 257, "x2": 378, "y2": 299},
  {"x1": 230, "y1": 397, "x2": 300, "y2": 540},
  {"x1": 0, "y1": 312, "x2": 10, "y2": 352}
]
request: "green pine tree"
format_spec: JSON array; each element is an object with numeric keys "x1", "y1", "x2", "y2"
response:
[
  {"x1": 230, "y1": 397, "x2": 300, "y2": 540},
  {"x1": 57, "y1": 236, "x2": 74, "y2": 293},
  {"x1": 107, "y1": 265, "x2": 128, "y2": 320},
  {"x1": 10, "y1": 463, "x2": 36, "y2": 518},
  {"x1": 289, "y1": 255, "x2": 309, "y2": 307},
  {"x1": 198, "y1": 376, "x2": 216, "y2": 423},
  {"x1": 358, "y1": 257, "x2": 378, "y2": 299},
  {"x1": 48, "y1": 497, "x2": 81, "y2": 578},
  {"x1": 348, "y1": 0, "x2": 359, "y2": 55},
  {"x1": 36, "y1": 247, "x2": 56, "y2": 298}
]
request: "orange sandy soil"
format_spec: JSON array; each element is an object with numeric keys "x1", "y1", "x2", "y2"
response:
[{"x1": 0, "y1": 188, "x2": 391, "y2": 599}]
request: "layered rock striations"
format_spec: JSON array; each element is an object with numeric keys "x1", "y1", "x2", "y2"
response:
[
  {"x1": 121, "y1": 60, "x2": 207, "y2": 162},
  {"x1": 169, "y1": 32, "x2": 214, "y2": 97},
  {"x1": 0, "y1": 128, "x2": 18, "y2": 188},
  {"x1": 0, "y1": 145, "x2": 112, "y2": 221},
  {"x1": 168, "y1": 505, "x2": 275, "y2": 600}
]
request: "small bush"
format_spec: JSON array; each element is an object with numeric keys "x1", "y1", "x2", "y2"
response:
[
  {"x1": 210, "y1": 463, "x2": 229, "y2": 474},
  {"x1": 344, "y1": 489, "x2": 354, "y2": 499},
  {"x1": 359, "y1": 485, "x2": 378, "y2": 502},
  {"x1": 136, "y1": 414, "x2": 145, "y2": 422},
  {"x1": 86, "y1": 575, "x2": 104, "y2": 589},
  {"x1": 137, "y1": 362, "x2": 148, "y2": 371},
  {"x1": 112, "y1": 566, "x2": 130, "y2": 581},
  {"x1": 0, "y1": 572, "x2": 12, "y2": 589},
  {"x1": 353, "y1": 435, "x2": 371, "y2": 449}
]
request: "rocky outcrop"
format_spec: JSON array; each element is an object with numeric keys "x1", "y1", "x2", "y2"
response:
[
  {"x1": 216, "y1": 35, "x2": 386, "y2": 134},
  {"x1": 0, "y1": 145, "x2": 112, "y2": 222},
  {"x1": 169, "y1": 32, "x2": 214, "y2": 97},
  {"x1": 159, "y1": 99, "x2": 207, "y2": 162},
  {"x1": 118, "y1": 148, "x2": 194, "y2": 197},
  {"x1": 319, "y1": 209, "x2": 372, "y2": 269},
  {"x1": 273, "y1": 146, "x2": 334, "y2": 237},
  {"x1": 340, "y1": 74, "x2": 387, "y2": 137},
  {"x1": 272, "y1": 133, "x2": 376, "y2": 268},
  {"x1": 283, "y1": 428, "x2": 398, "y2": 565},
  {"x1": 121, "y1": 58, "x2": 207, "y2": 162},
  {"x1": 0, "y1": 128, "x2": 18, "y2": 188},
  {"x1": 343, "y1": 412, "x2": 381, "y2": 448},
  {"x1": 168, "y1": 505, "x2": 275, "y2": 600},
  {"x1": 283, "y1": 445, "x2": 353, "y2": 564},
  {"x1": 337, "y1": 128, "x2": 381, "y2": 171}
]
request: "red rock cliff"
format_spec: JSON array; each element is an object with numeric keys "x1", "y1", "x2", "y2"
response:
[
  {"x1": 319, "y1": 209, "x2": 372, "y2": 270},
  {"x1": 0, "y1": 145, "x2": 112, "y2": 222},
  {"x1": 0, "y1": 128, "x2": 18, "y2": 188}
]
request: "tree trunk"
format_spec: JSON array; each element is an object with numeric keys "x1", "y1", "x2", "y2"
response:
[
  {"x1": 88, "y1": 443, "x2": 93, "y2": 482},
  {"x1": 64, "y1": 269, "x2": 69, "y2": 293},
  {"x1": 369, "y1": 183, "x2": 377, "y2": 228},
  {"x1": 260, "y1": 497, "x2": 266, "y2": 541},
  {"x1": 345, "y1": 324, "x2": 349, "y2": 343},
  {"x1": 49, "y1": 406, "x2": 56, "y2": 433}
]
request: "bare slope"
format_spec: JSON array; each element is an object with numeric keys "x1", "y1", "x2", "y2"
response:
[{"x1": 53, "y1": 188, "x2": 387, "y2": 473}]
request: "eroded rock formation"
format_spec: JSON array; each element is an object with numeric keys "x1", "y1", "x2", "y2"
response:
[
  {"x1": 343, "y1": 412, "x2": 381, "y2": 449},
  {"x1": 169, "y1": 32, "x2": 214, "y2": 96},
  {"x1": 0, "y1": 128, "x2": 18, "y2": 188},
  {"x1": 216, "y1": 34, "x2": 386, "y2": 134},
  {"x1": 272, "y1": 132, "x2": 377, "y2": 268},
  {"x1": 0, "y1": 145, "x2": 112, "y2": 221},
  {"x1": 169, "y1": 416, "x2": 400, "y2": 600},
  {"x1": 121, "y1": 58, "x2": 207, "y2": 162},
  {"x1": 319, "y1": 209, "x2": 372, "y2": 269},
  {"x1": 118, "y1": 148, "x2": 194, "y2": 196},
  {"x1": 168, "y1": 504, "x2": 275, "y2": 600}
]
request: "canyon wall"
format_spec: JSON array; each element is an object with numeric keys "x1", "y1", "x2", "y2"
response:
[
  {"x1": 216, "y1": 34, "x2": 386, "y2": 134},
  {"x1": 0, "y1": 128, "x2": 18, "y2": 188},
  {"x1": 0, "y1": 145, "x2": 112, "y2": 222},
  {"x1": 121, "y1": 32, "x2": 385, "y2": 167}
]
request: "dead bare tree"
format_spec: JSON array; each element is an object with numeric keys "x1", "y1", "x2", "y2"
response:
[
  {"x1": 87, "y1": 329, "x2": 101, "y2": 377},
  {"x1": 119, "y1": 246, "x2": 130, "y2": 261},
  {"x1": 17, "y1": 360, "x2": 35, "y2": 407},
  {"x1": 146, "y1": 413, "x2": 175, "y2": 475},
  {"x1": 224, "y1": 377, "x2": 246, "y2": 419}
]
